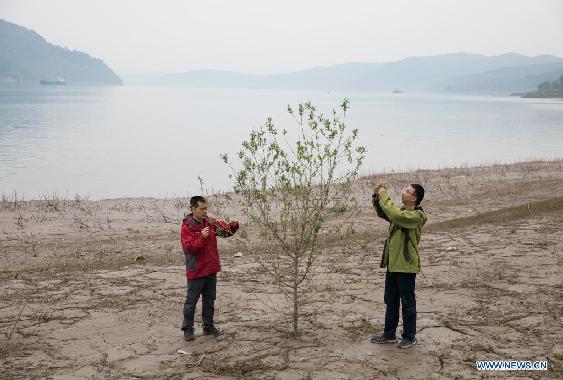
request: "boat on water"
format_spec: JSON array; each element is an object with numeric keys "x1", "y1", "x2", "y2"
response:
[
  {"x1": 40, "y1": 77, "x2": 66, "y2": 86},
  {"x1": 392, "y1": 89, "x2": 404, "y2": 94}
]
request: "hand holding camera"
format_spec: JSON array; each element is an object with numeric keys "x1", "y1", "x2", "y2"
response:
[{"x1": 374, "y1": 183, "x2": 387, "y2": 197}]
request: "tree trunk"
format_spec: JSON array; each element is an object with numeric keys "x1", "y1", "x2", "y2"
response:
[{"x1": 292, "y1": 253, "x2": 299, "y2": 335}]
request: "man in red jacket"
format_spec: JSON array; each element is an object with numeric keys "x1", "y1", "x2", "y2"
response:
[{"x1": 180, "y1": 195, "x2": 239, "y2": 341}]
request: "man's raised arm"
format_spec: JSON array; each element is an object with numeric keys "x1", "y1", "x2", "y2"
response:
[{"x1": 372, "y1": 186, "x2": 390, "y2": 222}]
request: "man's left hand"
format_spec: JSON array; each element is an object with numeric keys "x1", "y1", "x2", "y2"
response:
[
  {"x1": 377, "y1": 187, "x2": 386, "y2": 197},
  {"x1": 229, "y1": 220, "x2": 240, "y2": 233}
]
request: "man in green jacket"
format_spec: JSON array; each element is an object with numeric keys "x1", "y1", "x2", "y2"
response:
[{"x1": 371, "y1": 183, "x2": 426, "y2": 349}]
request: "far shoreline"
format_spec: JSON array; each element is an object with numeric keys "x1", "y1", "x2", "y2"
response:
[{"x1": 1, "y1": 158, "x2": 562, "y2": 202}]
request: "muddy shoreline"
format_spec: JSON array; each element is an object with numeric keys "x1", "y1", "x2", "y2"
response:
[{"x1": 1, "y1": 160, "x2": 562, "y2": 378}]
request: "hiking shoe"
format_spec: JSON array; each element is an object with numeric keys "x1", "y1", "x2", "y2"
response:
[
  {"x1": 202, "y1": 326, "x2": 222, "y2": 337},
  {"x1": 371, "y1": 334, "x2": 397, "y2": 344},
  {"x1": 398, "y1": 337, "x2": 417, "y2": 349},
  {"x1": 183, "y1": 329, "x2": 195, "y2": 341}
]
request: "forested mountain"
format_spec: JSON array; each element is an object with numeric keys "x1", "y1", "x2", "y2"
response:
[{"x1": 0, "y1": 19, "x2": 122, "y2": 85}]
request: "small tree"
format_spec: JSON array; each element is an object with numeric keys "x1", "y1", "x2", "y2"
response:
[
  {"x1": 222, "y1": 100, "x2": 366, "y2": 335},
  {"x1": 538, "y1": 80, "x2": 552, "y2": 91}
]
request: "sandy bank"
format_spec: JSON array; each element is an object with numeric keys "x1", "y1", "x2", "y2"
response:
[{"x1": 1, "y1": 160, "x2": 562, "y2": 378}]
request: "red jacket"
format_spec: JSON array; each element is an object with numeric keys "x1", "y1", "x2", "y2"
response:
[{"x1": 180, "y1": 215, "x2": 239, "y2": 280}]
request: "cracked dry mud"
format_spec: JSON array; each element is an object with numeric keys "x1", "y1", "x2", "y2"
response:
[{"x1": 1, "y1": 160, "x2": 563, "y2": 379}]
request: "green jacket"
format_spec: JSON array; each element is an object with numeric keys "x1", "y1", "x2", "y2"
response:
[{"x1": 372, "y1": 191, "x2": 427, "y2": 273}]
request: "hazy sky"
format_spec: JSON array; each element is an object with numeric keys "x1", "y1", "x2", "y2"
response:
[{"x1": 1, "y1": 0, "x2": 562, "y2": 75}]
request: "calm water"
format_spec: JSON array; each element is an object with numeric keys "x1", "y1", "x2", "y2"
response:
[{"x1": 0, "y1": 85, "x2": 562, "y2": 199}]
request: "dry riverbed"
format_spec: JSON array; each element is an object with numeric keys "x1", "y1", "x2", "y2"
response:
[{"x1": 1, "y1": 160, "x2": 562, "y2": 379}]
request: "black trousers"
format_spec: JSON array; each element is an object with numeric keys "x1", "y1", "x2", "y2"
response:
[
  {"x1": 181, "y1": 274, "x2": 217, "y2": 331},
  {"x1": 383, "y1": 271, "x2": 417, "y2": 340}
]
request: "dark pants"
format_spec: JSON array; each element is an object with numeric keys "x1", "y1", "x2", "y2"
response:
[
  {"x1": 383, "y1": 271, "x2": 416, "y2": 340},
  {"x1": 181, "y1": 274, "x2": 217, "y2": 331}
]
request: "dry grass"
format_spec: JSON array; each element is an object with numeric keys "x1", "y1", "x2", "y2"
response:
[
  {"x1": 425, "y1": 196, "x2": 563, "y2": 232},
  {"x1": 200, "y1": 357, "x2": 278, "y2": 377},
  {"x1": 3, "y1": 195, "x2": 562, "y2": 280}
]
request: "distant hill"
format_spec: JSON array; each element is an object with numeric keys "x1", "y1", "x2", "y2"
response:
[
  {"x1": 148, "y1": 53, "x2": 563, "y2": 93},
  {"x1": 521, "y1": 72, "x2": 563, "y2": 98},
  {"x1": 442, "y1": 62, "x2": 563, "y2": 93},
  {"x1": 0, "y1": 19, "x2": 122, "y2": 85},
  {"x1": 156, "y1": 70, "x2": 263, "y2": 88}
]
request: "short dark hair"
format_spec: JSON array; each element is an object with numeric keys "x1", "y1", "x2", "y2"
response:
[
  {"x1": 190, "y1": 195, "x2": 207, "y2": 209},
  {"x1": 410, "y1": 184, "x2": 425, "y2": 206}
]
